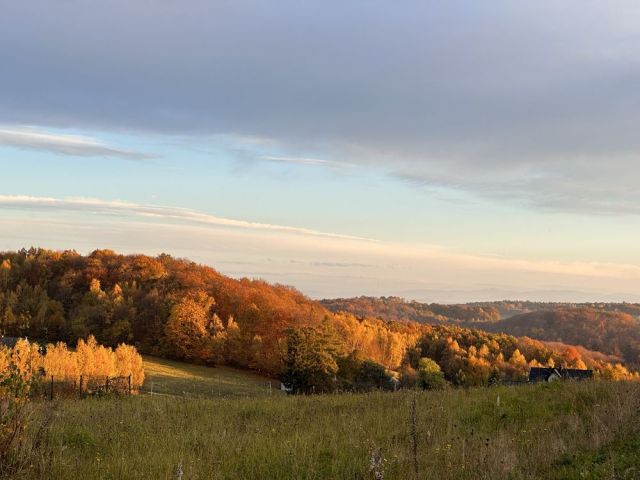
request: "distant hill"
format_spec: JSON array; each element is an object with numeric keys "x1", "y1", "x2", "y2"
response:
[
  {"x1": 469, "y1": 301, "x2": 640, "y2": 319},
  {"x1": 321, "y1": 296, "x2": 640, "y2": 371},
  {"x1": 483, "y1": 308, "x2": 640, "y2": 368},
  {"x1": 321, "y1": 296, "x2": 501, "y2": 324},
  {"x1": 321, "y1": 296, "x2": 640, "y2": 325}
]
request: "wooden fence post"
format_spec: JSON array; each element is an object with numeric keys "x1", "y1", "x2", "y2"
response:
[
  {"x1": 106, "y1": 376, "x2": 110, "y2": 393},
  {"x1": 128, "y1": 374, "x2": 132, "y2": 396},
  {"x1": 79, "y1": 375, "x2": 83, "y2": 399}
]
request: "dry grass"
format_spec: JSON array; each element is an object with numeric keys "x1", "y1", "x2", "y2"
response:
[
  {"x1": 141, "y1": 355, "x2": 282, "y2": 398},
  {"x1": 14, "y1": 380, "x2": 640, "y2": 479}
]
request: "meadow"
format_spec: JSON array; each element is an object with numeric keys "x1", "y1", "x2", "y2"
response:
[
  {"x1": 17, "y1": 371, "x2": 640, "y2": 479},
  {"x1": 141, "y1": 355, "x2": 281, "y2": 398}
]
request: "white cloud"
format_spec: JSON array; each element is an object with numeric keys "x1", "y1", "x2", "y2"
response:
[
  {"x1": 0, "y1": 195, "x2": 371, "y2": 242},
  {"x1": 0, "y1": 126, "x2": 152, "y2": 160},
  {"x1": 2, "y1": 195, "x2": 640, "y2": 301}
]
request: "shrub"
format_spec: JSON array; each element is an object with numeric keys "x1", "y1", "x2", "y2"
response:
[
  {"x1": 418, "y1": 357, "x2": 446, "y2": 390},
  {"x1": 0, "y1": 354, "x2": 39, "y2": 476}
]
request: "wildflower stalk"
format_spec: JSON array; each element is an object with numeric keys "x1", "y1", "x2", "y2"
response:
[{"x1": 410, "y1": 393, "x2": 418, "y2": 478}]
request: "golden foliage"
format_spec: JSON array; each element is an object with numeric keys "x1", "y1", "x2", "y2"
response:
[
  {"x1": 0, "y1": 336, "x2": 145, "y2": 388},
  {"x1": 115, "y1": 343, "x2": 145, "y2": 387},
  {"x1": 42, "y1": 342, "x2": 79, "y2": 380}
]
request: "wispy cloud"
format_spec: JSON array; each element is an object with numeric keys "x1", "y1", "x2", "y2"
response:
[
  {"x1": 1, "y1": 194, "x2": 639, "y2": 282},
  {"x1": 2, "y1": 194, "x2": 640, "y2": 301},
  {"x1": 259, "y1": 155, "x2": 348, "y2": 168},
  {"x1": 0, "y1": 195, "x2": 370, "y2": 242},
  {"x1": 3, "y1": 211, "x2": 640, "y2": 302},
  {"x1": 0, "y1": 126, "x2": 152, "y2": 160}
]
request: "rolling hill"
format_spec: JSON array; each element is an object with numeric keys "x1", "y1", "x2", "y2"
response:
[
  {"x1": 483, "y1": 307, "x2": 640, "y2": 368},
  {"x1": 1, "y1": 248, "x2": 637, "y2": 390},
  {"x1": 321, "y1": 296, "x2": 501, "y2": 324}
]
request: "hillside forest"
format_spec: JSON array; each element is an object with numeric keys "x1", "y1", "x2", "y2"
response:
[
  {"x1": 323, "y1": 296, "x2": 640, "y2": 370},
  {"x1": 0, "y1": 248, "x2": 636, "y2": 393}
]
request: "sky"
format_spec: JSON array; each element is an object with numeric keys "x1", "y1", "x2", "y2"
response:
[{"x1": 2, "y1": 1, "x2": 640, "y2": 302}]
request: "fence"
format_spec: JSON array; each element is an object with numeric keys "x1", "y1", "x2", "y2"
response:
[{"x1": 36, "y1": 374, "x2": 135, "y2": 400}]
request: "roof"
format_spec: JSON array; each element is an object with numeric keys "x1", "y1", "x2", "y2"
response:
[{"x1": 0, "y1": 336, "x2": 18, "y2": 348}]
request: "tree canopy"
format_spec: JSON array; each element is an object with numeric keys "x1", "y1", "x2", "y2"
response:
[{"x1": 0, "y1": 248, "x2": 636, "y2": 392}]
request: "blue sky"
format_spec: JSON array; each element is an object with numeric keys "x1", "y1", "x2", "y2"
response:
[{"x1": 2, "y1": 1, "x2": 640, "y2": 302}]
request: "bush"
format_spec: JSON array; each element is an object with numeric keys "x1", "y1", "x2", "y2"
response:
[
  {"x1": 0, "y1": 358, "x2": 39, "y2": 476},
  {"x1": 353, "y1": 360, "x2": 394, "y2": 392},
  {"x1": 399, "y1": 365, "x2": 419, "y2": 389},
  {"x1": 418, "y1": 357, "x2": 446, "y2": 390}
]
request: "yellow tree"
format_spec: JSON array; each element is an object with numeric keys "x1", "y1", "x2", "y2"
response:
[
  {"x1": 43, "y1": 342, "x2": 79, "y2": 381},
  {"x1": 11, "y1": 339, "x2": 41, "y2": 381},
  {"x1": 93, "y1": 344, "x2": 116, "y2": 378},
  {"x1": 115, "y1": 343, "x2": 145, "y2": 387},
  {"x1": 165, "y1": 291, "x2": 218, "y2": 362}
]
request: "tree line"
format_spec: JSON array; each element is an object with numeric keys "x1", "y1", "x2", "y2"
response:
[
  {"x1": 0, "y1": 336, "x2": 144, "y2": 388},
  {"x1": 321, "y1": 296, "x2": 501, "y2": 325},
  {"x1": 0, "y1": 248, "x2": 635, "y2": 393}
]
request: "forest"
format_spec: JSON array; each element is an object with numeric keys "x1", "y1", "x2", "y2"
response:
[
  {"x1": 321, "y1": 296, "x2": 501, "y2": 324},
  {"x1": 325, "y1": 296, "x2": 640, "y2": 367},
  {"x1": 322, "y1": 296, "x2": 640, "y2": 325},
  {"x1": 482, "y1": 308, "x2": 640, "y2": 369},
  {"x1": 0, "y1": 248, "x2": 636, "y2": 393},
  {"x1": 467, "y1": 300, "x2": 640, "y2": 319}
]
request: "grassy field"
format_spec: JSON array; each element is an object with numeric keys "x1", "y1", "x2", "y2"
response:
[
  {"x1": 141, "y1": 355, "x2": 282, "y2": 398},
  {"x1": 18, "y1": 379, "x2": 640, "y2": 479}
]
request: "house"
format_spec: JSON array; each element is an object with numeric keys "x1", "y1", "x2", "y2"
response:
[
  {"x1": 529, "y1": 367, "x2": 593, "y2": 383},
  {"x1": 0, "y1": 335, "x2": 18, "y2": 348},
  {"x1": 280, "y1": 382, "x2": 293, "y2": 393}
]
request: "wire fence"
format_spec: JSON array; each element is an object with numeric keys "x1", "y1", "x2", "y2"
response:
[{"x1": 33, "y1": 374, "x2": 136, "y2": 400}]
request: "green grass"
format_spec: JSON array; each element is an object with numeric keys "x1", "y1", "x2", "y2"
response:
[
  {"x1": 552, "y1": 425, "x2": 640, "y2": 479},
  {"x1": 19, "y1": 380, "x2": 640, "y2": 479},
  {"x1": 141, "y1": 355, "x2": 282, "y2": 398}
]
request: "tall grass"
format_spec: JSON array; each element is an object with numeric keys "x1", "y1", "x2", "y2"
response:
[{"x1": 16, "y1": 381, "x2": 640, "y2": 479}]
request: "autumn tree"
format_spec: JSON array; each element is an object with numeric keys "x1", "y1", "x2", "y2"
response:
[
  {"x1": 418, "y1": 357, "x2": 446, "y2": 390},
  {"x1": 281, "y1": 327, "x2": 340, "y2": 393},
  {"x1": 43, "y1": 342, "x2": 79, "y2": 380},
  {"x1": 115, "y1": 343, "x2": 145, "y2": 387},
  {"x1": 165, "y1": 291, "x2": 223, "y2": 363}
]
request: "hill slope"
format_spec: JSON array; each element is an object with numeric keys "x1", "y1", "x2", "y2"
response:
[
  {"x1": 321, "y1": 296, "x2": 500, "y2": 324},
  {"x1": 484, "y1": 308, "x2": 640, "y2": 368},
  {"x1": 0, "y1": 248, "x2": 328, "y2": 374},
  {"x1": 142, "y1": 355, "x2": 281, "y2": 398}
]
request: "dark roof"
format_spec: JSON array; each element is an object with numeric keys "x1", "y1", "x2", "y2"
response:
[{"x1": 0, "y1": 336, "x2": 18, "y2": 348}]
